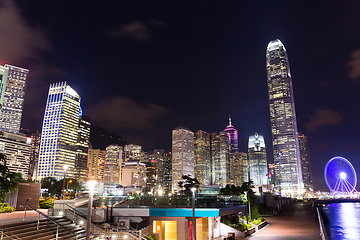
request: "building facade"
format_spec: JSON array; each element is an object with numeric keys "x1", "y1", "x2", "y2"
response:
[
  {"x1": 298, "y1": 133, "x2": 313, "y2": 191},
  {"x1": 20, "y1": 128, "x2": 41, "y2": 179},
  {"x1": 211, "y1": 132, "x2": 229, "y2": 187},
  {"x1": 266, "y1": 39, "x2": 303, "y2": 195},
  {"x1": 194, "y1": 130, "x2": 211, "y2": 185},
  {"x1": 0, "y1": 65, "x2": 29, "y2": 133},
  {"x1": 172, "y1": 126, "x2": 194, "y2": 193},
  {"x1": 0, "y1": 66, "x2": 8, "y2": 106},
  {"x1": 75, "y1": 114, "x2": 91, "y2": 182},
  {"x1": 104, "y1": 144, "x2": 122, "y2": 184},
  {"x1": 88, "y1": 148, "x2": 106, "y2": 180},
  {"x1": 223, "y1": 117, "x2": 239, "y2": 185},
  {"x1": 233, "y1": 152, "x2": 249, "y2": 186},
  {"x1": 37, "y1": 82, "x2": 81, "y2": 180},
  {"x1": 248, "y1": 133, "x2": 268, "y2": 186},
  {"x1": 121, "y1": 160, "x2": 146, "y2": 188},
  {"x1": 0, "y1": 132, "x2": 32, "y2": 179}
]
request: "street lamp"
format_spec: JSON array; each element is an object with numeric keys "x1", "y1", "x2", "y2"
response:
[
  {"x1": 143, "y1": 177, "x2": 147, "y2": 195},
  {"x1": 191, "y1": 187, "x2": 197, "y2": 240},
  {"x1": 86, "y1": 178, "x2": 98, "y2": 240},
  {"x1": 66, "y1": 180, "x2": 72, "y2": 193},
  {"x1": 62, "y1": 165, "x2": 68, "y2": 200},
  {"x1": 244, "y1": 191, "x2": 251, "y2": 223}
]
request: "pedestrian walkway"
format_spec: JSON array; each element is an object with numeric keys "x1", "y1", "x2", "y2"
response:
[{"x1": 247, "y1": 202, "x2": 321, "y2": 240}]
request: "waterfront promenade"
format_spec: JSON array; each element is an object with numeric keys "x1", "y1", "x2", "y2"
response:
[{"x1": 248, "y1": 201, "x2": 321, "y2": 240}]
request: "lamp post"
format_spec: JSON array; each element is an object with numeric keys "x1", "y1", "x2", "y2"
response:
[
  {"x1": 62, "y1": 165, "x2": 68, "y2": 200},
  {"x1": 143, "y1": 177, "x2": 147, "y2": 195},
  {"x1": 66, "y1": 180, "x2": 72, "y2": 193},
  {"x1": 86, "y1": 178, "x2": 98, "y2": 240},
  {"x1": 191, "y1": 187, "x2": 197, "y2": 240}
]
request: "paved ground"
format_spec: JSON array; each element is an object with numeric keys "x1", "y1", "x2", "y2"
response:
[
  {"x1": 0, "y1": 209, "x2": 48, "y2": 226},
  {"x1": 247, "y1": 202, "x2": 321, "y2": 240}
]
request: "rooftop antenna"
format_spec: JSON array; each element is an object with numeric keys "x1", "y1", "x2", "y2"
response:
[{"x1": 229, "y1": 115, "x2": 232, "y2": 126}]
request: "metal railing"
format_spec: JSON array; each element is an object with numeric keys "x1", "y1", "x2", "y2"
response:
[
  {"x1": 0, "y1": 229, "x2": 15, "y2": 240},
  {"x1": 51, "y1": 203, "x2": 144, "y2": 240},
  {"x1": 22, "y1": 204, "x2": 82, "y2": 240},
  {"x1": 316, "y1": 207, "x2": 329, "y2": 240}
]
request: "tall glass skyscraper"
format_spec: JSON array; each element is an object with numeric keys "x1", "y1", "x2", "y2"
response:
[
  {"x1": 172, "y1": 126, "x2": 194, "y2": 193},
  {"x1": 248, "y1": 133, "x2": 268, "y2": 186},
  {"x1": 266, "y1": 39, "x2": 303, "y2": 195},
  {"x1": 0, "y1": 64, "x2": 29, "y2": 133},
  {"x1": 223, "y1": 116, "x2": 239, "y2": 184},
  {"x1": 211, "y1": 131, "x2": 229, "y2": 187},
  {"x1": 298, "y1": 133, "x2": 313, "y2": 191},
  {"x1": 194, "y1": 130, "x2": 211, "y2": 185},
  {"x1": 37, "y1": 82, "x2": 81, "y2": 180}
]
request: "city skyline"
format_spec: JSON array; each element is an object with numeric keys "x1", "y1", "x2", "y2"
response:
[{"x1": 0, "y1": 1, "x2": 359, "y2": 190}]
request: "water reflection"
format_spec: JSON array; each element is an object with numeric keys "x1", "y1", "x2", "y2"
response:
[{"x1": 323, "y1": 202, "x2": 360, "y2": 240}]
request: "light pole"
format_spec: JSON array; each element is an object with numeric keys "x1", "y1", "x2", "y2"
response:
[
  {"x1": 191, "y1": 187, "x2": 197, "y2": 240},
  {"x1": 66, "y1": 180, "x2": 72, "y2": 193},
  {"x1": 86, "y1": 178, "x2": 98, "y2": 240},
  {"x1": 62, "y1": 165, "x2": 68, "y2": 200},
  {"x1": 144, "y1": 177, "x2": 147, "y2": 195}
]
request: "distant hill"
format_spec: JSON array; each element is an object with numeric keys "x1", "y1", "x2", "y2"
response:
[{"x1": 90, "y1": 125, "x2": 127, "y2": 150}]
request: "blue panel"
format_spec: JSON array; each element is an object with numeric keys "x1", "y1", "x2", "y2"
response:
[{"x1": 149, "y1": 208, "x2": 219, "y2": 217}]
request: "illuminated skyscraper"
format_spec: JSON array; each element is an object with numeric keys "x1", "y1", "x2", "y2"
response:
[
  {"x1": 37, "y1": 82, "x2": 81, "y2": 180},
  {"x1": 172, "y1": 126, "x2": 194, "y2": 192},
  {"x1": 194, "y1": 130, "x2": 211, "y2": 185},
  {"x1": 298, "y1": 133, "x2": 313, "y2": 191},
  {"x1": 248, "y1": 133, "x2": 268, "y2": 186},
  {"x1": 75, "y1": 114, "x2": 91, "y2": 181},
  {"x1": 0, "y1": 64, "x2": 29, "y2": 133},
  {"x1": 88, "y1": 148, "x2": 106, "y2": 180},
  {"x1": 223, "y1": 116, "x2": 239, "y2": 184},
  {"x1": 211, "y1": 132, "x2": 229, "y2": 187},
  {"x1": 0, "y1": 66, "x2": 8, "y2": 106},
  {"x1": 104, "y1": 144, "x2": 122, "y2": 183},
  {"x1": 233, "y1": 152, "x2": 249, "y2": 186},
  {"x1": 266, "y1": 39, "x2": 303, "y2": 195}
]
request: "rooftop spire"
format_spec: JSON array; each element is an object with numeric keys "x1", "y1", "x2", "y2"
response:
[{"x1": 229, "y1": 115, "x2": 232, "y2": 126}]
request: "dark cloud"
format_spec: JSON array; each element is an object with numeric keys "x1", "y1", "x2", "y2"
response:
[
  {"x1": 313, "y1": 143, "x2": 330, "y2": 153},
  {"x1": 0, "y1": 0, "x2": 52, "y2": 64},
  {"x1": 107, "y1": 20, "x2": 152, "y2": 40},
  {"x1": 87, "y1": 96, "x2": 168, "y2": 132},
  {"x1": 347, "y1": 49, "x2": 360, "y2": 80},
  {"x1": 304, "y1": 108, "x2": 343, "y2": 132}
]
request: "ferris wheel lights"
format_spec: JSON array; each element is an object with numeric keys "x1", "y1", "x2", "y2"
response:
[{"x1": 340, "y1": 172, "x2": 347, "y2": 180}]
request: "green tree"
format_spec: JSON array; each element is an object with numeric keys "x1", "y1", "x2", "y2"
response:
[
  {"x1": 178, "y1": 175, "x2": 200, "y2": 194},
  {"x1": 41, "y1": 177, "x2": 63, "y2": 196},
  {"x1": 0, "y1": 134, "x2": 23, "y2": 202}
]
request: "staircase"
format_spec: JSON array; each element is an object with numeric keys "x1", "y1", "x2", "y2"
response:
[{"x1": 0, "y1": 216, "x2": 88, "y2": 240}]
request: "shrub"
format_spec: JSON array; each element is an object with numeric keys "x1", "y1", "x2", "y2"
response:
[
  {"x1": 39, "y1": 198, "x2": 54, "y2": 209},
  {"x1": 0, "y1": 203, "x2": 15, "y2": 213},
  {"x1": 144, "y1": 233, "x2": 157, "y2": 240}
]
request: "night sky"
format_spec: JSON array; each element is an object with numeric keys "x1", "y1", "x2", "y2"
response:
[{"x1": 1, "y1": 0, "x2": 360, "y2": 190}]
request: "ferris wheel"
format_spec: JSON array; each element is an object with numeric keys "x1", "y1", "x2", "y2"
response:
[{"x1": 324, "y1": 156, "x2": 357, "y2": 195}]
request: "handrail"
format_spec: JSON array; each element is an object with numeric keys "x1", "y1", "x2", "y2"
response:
[
  {"x1": 61, "y1": 203, "x2": 104, "y2": 230},
  {"x1": 23, "y1": 205, "x2": 81, "y2": 239},
  {"x1": 0, "y1": 229, "x2": 16, "y2": 240},
  {"x1": 316, "y1": 207, "x2": 329, "y2": 240}
]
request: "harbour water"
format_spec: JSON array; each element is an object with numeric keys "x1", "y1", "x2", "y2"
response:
[{"x1": 322, "y1": 202, "x2": 360, "y2": 240}]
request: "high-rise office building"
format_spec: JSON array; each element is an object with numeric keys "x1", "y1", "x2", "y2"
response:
[
  {"x1": 124, "y1": 144, "x2": 142, "y2": 161},
  {"x1": 88, "y1": 148, "x2": 106, "y2": 180},
  {"x1": 223, "y1": 117, "x2": 239, "y2": 184},
  {"x1": 0, "y1": 132, "x2": 32, "y2": 179},
  {"x1": 0, "y1": 66, "x2": 8, "y2": 106},
  {"x1": 104, "y1": 144, "x2": 122, "y2": 184},
  {"x1": 172, "y1": 126, "x2": 194, "y2": 193},
  {"x1": 298, "y1": 133, "x2": 313, "y2": 191},
  {"x1": 20, "y1": 128, "x2": 41, "y2": 179},
  {"x1": 194, "y1": 130, "x2": 211, "y2": 185},
  {"x1": 248, "y1": 133, "x2": 268, "y2": 186},
  {"x1": 0, "y1": 65, "x2": 29, "y2": 133},
  {"x1": 233, "y1": 152, "x2": 249, "y2": 186},
  {"x1": 211, "y1": 132, "x2": 229, "y2": 187},
  {"x1": 37, "y1": 82, "x2": 81, "y2": 180},
  {"x1": 163, "y1": 150, "x2": 172, "y2": 194},
  {"x1": 75, "y1": 114, "x2": 91, "y2": 182},
  {"x1": 266, "y1": 39, "x2": 303, "y2": 195}
]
